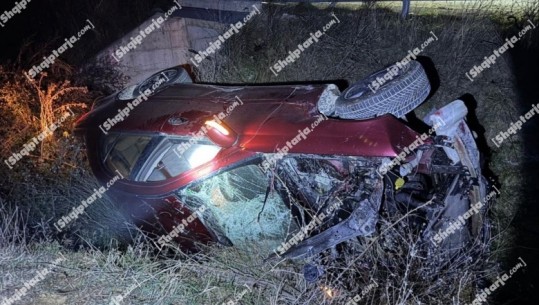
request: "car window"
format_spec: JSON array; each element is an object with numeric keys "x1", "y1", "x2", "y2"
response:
[
  {"x1": 103, "y1": 134, "x2": 152, "y2": 179},
  {"x1": 178, "y1": 163, "x2": 297, "y2": 253},
  {"x1": 102, "y1": 134, "x2": 221, "y2": 182},
  {"x1": 140, "y1": 138, "x2": 221, "y2": 182}
]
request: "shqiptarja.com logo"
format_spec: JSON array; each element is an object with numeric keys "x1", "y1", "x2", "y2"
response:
[{"x1": 0, "y1": 0, "x2": 32, "y2": 28}]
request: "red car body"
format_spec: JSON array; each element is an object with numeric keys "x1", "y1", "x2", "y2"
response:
[{"x1": 75, "y1": 83, "x2": 422, "y2": 250}]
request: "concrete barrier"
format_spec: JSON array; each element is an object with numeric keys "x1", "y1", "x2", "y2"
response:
[{"x1": 94, "y1": 1, "x2": 261, "y2": 85}]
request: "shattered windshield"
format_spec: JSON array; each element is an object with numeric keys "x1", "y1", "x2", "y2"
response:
[{"x1": 178, "y1": 163, "x2": 298, "y2": 254}]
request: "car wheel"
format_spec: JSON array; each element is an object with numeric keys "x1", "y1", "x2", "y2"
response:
[
  {"x1": 334, "y1": 60, "x2": 430, "y2": 120},
  {"x1": 134, "y1": 66, "x2": 192, "y2": 96}
]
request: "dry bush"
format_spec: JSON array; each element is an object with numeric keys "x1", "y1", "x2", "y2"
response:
[
  {"x1": 0, "y1": 53, "x2": 134, "y2": 250},
  {"x1": 0, "y1": 63, "x2": 87, "y2": 163}
]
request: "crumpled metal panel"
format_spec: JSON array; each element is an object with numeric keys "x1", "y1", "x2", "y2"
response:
[{"x1": 271, "y1": 178, "x2": 383, "y2": 260}]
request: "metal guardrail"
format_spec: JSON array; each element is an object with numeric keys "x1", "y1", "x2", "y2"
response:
[
  {"x1": 170, "y1": 7, "x2": 250, "y2": 24},
  {"x1": 171, "y1": 0, "x2": 413, "y2": 23},
  {"x1": 194, "y1": 0, "x2": 414, "y2": 19}
]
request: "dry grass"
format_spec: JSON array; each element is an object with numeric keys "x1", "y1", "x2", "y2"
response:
[{"x1": 0, "y1": 199, "x2": 495, "y2": 305}]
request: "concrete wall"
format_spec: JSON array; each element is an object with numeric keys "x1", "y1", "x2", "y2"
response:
[{"x1": 95, "y1": 1, "x2": 261, "y2": 85}]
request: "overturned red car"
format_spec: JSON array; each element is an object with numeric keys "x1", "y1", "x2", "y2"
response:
[{"x1": 75, "y1": 62, "x2": 492, "y2": 260}]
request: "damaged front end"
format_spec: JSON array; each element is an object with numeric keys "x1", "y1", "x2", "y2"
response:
[
  {"x1": 270, "y1": 156, "x2": 384, "y2": 260},
  {"x1": 274, "y1": 156, "x2": 383, "y2": 259},
  {"x1": 266, "y1": 100, "x2": 494, "y2": 263}
]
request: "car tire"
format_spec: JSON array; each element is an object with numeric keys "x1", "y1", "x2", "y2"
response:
[
  {"x1": 134, "y1": 66, "x2": 192, "y2": 96},
  {"x1": 334, "y1": 60, "x2": 430, "y2": 120}
]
